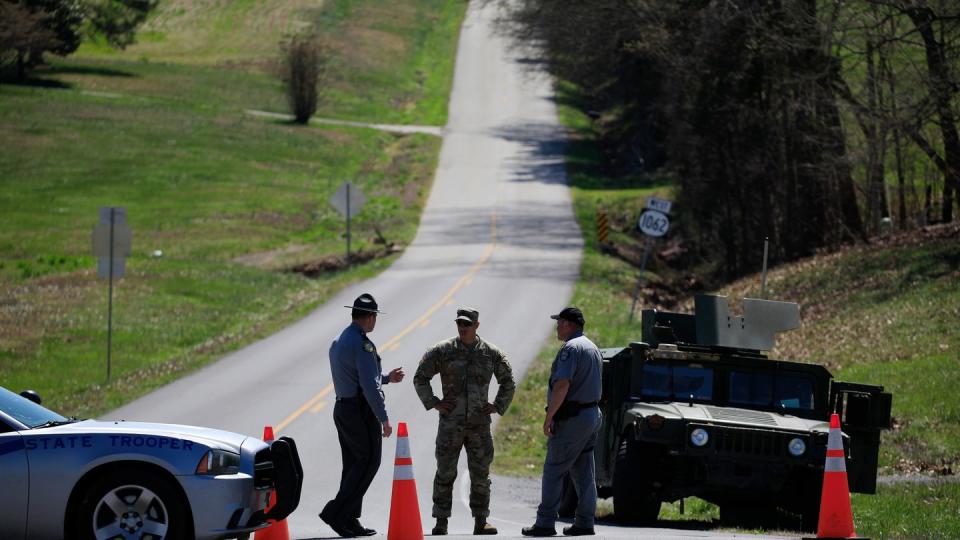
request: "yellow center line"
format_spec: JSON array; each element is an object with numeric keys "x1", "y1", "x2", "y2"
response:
[
  {"x1": 276, "y1": 384, "x2": 334, "y2": 433},
  {"x1": 310, "y1": 401, "x2": 329, "y2": 414},
  {"x1": 274, "y1": 214, "x2": 498, "y2": 434}
]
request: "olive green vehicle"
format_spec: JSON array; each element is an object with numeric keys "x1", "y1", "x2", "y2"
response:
[{"x1": 561, "y1": 295, "x2": 892, "y2": 532}]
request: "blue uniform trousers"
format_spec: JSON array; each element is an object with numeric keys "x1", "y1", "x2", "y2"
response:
[
  {"x1": 323, "y1": 397, "x2": 382, "y2": 520},
  {"x1": 535, "y1": 408, "x2": 601, "y2": 529}
]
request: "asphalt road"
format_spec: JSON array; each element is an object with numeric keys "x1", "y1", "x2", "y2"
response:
[{"x1": 109, "y1": 2, "x2": 797, "y2": 539}]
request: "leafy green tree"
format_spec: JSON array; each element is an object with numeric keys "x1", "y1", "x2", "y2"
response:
[{"x1": 85, "y1": 0, "x2": 159, "y2": 49}]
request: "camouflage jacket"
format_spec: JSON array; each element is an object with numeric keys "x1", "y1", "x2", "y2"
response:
[{"x1": 413, "y1": 336, "x2": 515, "y2": 425}]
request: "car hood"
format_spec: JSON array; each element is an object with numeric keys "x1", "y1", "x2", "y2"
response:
[
  {"x1": 627, "y1": 401, "x2": 831, "y2": 433},
  {"x1": 32, "y1": 419, "x2": 249, "y2": 453}
]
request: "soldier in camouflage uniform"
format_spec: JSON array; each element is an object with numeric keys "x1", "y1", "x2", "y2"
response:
[{"x1": 414, "y1": 307, "x2": 516, "y2": 536}]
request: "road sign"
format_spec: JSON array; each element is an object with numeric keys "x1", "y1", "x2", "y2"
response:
[
  {"x1": 638, "y1": 209, "x2": 670, "y2": 237},
  {"x1": 645, "y1": 196, "x2": 673, "y2": 214},
  {"x1": 91, "y1": 207, "x2": 131, "y2": 383},
  {"x1": 329, "y1": 182, "x2": 366, "y2": 264},
  {"x1": 597, "y1": 211, "x2": 609, "y2": 244},
  {"x1": 92, "y1": 207, "x2": 132, "y2": 278},
  {"x1": 330, "y1": 181, "x2": 366, "y2": 217}
]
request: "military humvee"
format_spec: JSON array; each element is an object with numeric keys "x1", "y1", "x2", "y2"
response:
[{"x1": 562, "y1": 295, "x2": 892, "y2": 531}]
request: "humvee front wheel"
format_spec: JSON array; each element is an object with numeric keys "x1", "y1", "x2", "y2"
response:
[{"x1": 612, "y1": 439, "x2": 660, "y2": 525}]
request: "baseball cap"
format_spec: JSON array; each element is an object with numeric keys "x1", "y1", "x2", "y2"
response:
[{"x1": 550, "y1": 306, "x2": 585, "y2": 326}]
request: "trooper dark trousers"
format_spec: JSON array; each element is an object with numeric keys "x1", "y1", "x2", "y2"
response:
[{"x1": 323, "y1": 397, "x2": 382, "y2": 521}]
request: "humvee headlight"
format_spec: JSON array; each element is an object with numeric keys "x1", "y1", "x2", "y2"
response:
[
  {"x1": 788, "y1": 438, "x2": 806, "y2": 457},
  {"x1": 690, "y1": 428, "x2": 709, "y2": 447}
]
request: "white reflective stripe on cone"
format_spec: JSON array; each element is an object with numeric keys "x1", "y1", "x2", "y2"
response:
[
  {"x1": 394, "y1": 464, "x2": 415, "y2": 481},
  {"x1": 396, "y1": 436, "x2": 411, "y2": 458},
  {"x1": 827, "y1": 427, "x2": 843, "y2": 450},
  {"x1": 825, "y1": 456, "x2": 847, "y2": 472}
]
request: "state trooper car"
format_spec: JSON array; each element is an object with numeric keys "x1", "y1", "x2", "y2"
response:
[{"x1": 0, "y1": 386, "x2": 303, "y2": 540}]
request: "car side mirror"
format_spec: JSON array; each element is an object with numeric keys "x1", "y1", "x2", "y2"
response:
[{"x1": 20, "y1": 390, "x2": 42, "y2": 405}]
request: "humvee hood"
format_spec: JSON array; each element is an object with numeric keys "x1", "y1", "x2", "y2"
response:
[{"x1": 627, "y1": 402, "x2": 831, "y2": 433}]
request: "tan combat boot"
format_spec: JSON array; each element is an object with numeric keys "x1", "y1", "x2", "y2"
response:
[
  {"x1": 474, "y1": 517, "x2": 498, "y2": 535},
  {"x1": 432, "y1": 517, "x2": 448, "y2": 536}
]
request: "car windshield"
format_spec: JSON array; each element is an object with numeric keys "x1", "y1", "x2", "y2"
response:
[
  {"x1": 0, "y1": 386, "x2": 69, "y2": 429},
  {"x1": 640, "y1": 362, "x2": 714, "y2": 400},
  {"x1": 729, "y1": 371, "x2": 815, "y2": 410}
]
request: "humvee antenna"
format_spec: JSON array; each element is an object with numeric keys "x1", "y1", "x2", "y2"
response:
[{"x1": 760, "y1": 237, "x2": 769, "y2": 299}]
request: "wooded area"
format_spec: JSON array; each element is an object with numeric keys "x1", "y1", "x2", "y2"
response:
[
  {"x1": 504, "y1": 0, "x2": 959, "y2": 278},
  {"x1": 0, "y1": 0, "x2": 157, "y2": 80}
]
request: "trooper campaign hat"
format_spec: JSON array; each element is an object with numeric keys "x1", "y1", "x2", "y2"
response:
[
  {"x1": 454, "y1": 307, "x2": 479, "y2": 324},
  {"x1": 550, "y1": 306, "x2": 585, "y2": 327},
  {"x1": 345, "y1": 293, "x2": 384, "y2": 314}
]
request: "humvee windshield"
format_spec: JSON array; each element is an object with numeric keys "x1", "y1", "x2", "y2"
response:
[
  {"x1": 632, "y1": 361, "x2": 817, "y2": 412},
  {"x1": 730, "y1": 371, "x2": 815, "y2": 410},
  {"x1": 638, "y1": 362, "x2": 714, "y2": 400}
]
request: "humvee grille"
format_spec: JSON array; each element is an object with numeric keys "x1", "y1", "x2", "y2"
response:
[
  {"x1": 711, "y1": 427, "x2": 792, "y2": 458},
  {"x1": 704, "y1": 405, "x2": 778, "y2": 426}
]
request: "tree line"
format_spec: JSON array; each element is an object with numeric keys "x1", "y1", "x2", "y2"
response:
[
  {"x1": 503, "y1": 0, "x2": 959, "y2": 278},
  {"x1": 1, "y1": 0, "x2": 158, "y2": 80}
]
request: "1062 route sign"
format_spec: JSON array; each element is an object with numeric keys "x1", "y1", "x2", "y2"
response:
[{"x1": 638, "y1": 209, "x2": 670, "y2": 237}]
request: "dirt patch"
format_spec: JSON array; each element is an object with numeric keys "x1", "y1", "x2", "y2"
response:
[{"x1": 288, "y1": 244, "x2": 402, "y2": 277}]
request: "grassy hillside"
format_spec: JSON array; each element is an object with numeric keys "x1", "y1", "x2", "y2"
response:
[
  {"x1": 79, "y1": 0, "x2": 463, "y2": 125},
  {"x1": 0, "y1": 0, "x2": 467, "y2": 416},
  {"x1": 493, "y1": 90, "x2": 960, "y2": 538}
]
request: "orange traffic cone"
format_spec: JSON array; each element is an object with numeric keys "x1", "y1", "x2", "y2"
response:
[
  {"x1": 387, "y1": 422, "x2": 424, "y2": 540},
  {"x1": 806, "y1": 413, "x2": 866, "y2": 540},
  {"x1": 255, "y1": 426, "x2": 291, "y2": 540}
]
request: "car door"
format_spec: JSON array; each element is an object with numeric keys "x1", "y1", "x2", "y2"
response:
[{"x1": 0, "y1": 421, "x2": 29, "y2": 540}]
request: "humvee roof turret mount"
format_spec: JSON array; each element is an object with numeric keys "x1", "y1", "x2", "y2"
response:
[{"x1": 560, "y1": 294, "x2": 892, "y2": 532}]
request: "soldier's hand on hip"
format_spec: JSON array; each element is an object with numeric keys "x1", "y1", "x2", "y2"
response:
[
  {"x1": 482, "y1": 402, "x2": 498, "y2": 415},
  {"x1": 382, "y1": 420, "x2": 393, "y2": 438},
  {"x1": 388, "y1": 367, "x2": 405, "y2": 383},
  {"x1": 435, "y1": 397, "x2": 456, "y2": 414}
]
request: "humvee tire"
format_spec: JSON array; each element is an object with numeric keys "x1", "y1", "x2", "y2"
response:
[{"x1": 612, "y1": 439, "x2": 659, "y2": 525}]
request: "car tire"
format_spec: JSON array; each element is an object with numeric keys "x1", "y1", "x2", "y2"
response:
[
  {"x1": 612, "y1": 439, "x2": 660, "y2": 525},
  {"x1": 75, "y1": 467, "x2": 189, "y2": 540},
  {"x1": 557, "y1": 474, "x2": 577, "y2": 518}
]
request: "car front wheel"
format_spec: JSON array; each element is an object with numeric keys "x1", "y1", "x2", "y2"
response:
[{"x1": 76, "y1": 468, "x2": 189, "y2": 540}]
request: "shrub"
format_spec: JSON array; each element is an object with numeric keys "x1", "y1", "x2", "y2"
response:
[{"x1": 282, "y1": 34, "x2": 327, "y2": 125}]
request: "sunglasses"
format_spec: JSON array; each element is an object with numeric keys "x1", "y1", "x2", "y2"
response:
[{"x1": 456, "y1": 320, "x2": 475, "y2": 328}]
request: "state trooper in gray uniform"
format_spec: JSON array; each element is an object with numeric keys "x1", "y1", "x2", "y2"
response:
[
  {"x1": 523, "y1": 307, "x2": 603, "y2": 537},
  {"x1": 320, "y1": 293, "x2": 405, "y2": 538}
]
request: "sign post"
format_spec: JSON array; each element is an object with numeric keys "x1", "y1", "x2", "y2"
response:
[
  {"x1": 629, "y1": 197, "x2": 672, "y2": 321},
  {"x1": 329, "y1": 182, "x2": 366, "y2": 265},
  {"x1": 92, "y1": 207, "x2": 132, "y2": 383}
]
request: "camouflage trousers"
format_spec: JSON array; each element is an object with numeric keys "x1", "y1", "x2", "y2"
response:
[{"x1": 432, "y1": 419, "x2": 494, "y2": 518}]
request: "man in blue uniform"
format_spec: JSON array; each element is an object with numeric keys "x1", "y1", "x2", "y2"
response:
[
  {"x1": 523, "y1": 307, "x2": 603, "y2": 537},
  {"x1": 320, "y1": 293, "x2": 405, "y2": 537}
]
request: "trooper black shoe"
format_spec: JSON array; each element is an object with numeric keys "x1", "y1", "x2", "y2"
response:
[
  {"x1": 347, "y1": 519, "x2": 377, "y2": 537},
  {"x1": 563, "y1": 525, "x2": 595, "y2": 536},
  {"x1": 521, "y1": 525, "x2": 557, "y2": 537},
  {"x1": 319, "y1": 509, "x2": 355, "y2": 538}
]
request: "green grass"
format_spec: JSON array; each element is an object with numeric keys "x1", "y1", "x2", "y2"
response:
[
  {"x1": 1, "y1": 0, "x2": 466, "y2": 416},
  {"x1": 77, "y1": 0, "x2": 466, "y2": 126},
  {"x1": 492, "y1": 82, "x2": 960, "y2": 538}
]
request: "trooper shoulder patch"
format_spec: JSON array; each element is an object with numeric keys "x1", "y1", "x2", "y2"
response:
[{"x1": 363, "y1": 342, "x2": 376, "y2": 353}]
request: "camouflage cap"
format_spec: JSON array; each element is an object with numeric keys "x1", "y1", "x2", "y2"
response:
[{"x1": 455, "y1": 307, "x2": 479, "y2": 324}]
